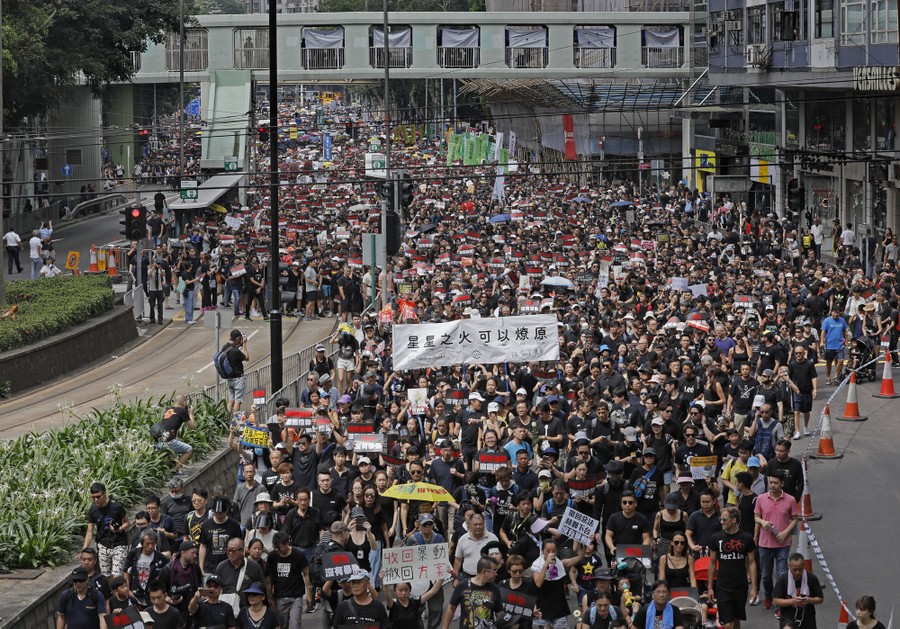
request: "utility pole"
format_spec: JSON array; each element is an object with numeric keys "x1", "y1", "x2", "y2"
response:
[
  {"x1": 0, "y1": 0, "x2": 6, "y2": 307},
  {"x1": 268, "y1": 0, "x2": 282, "y2": 392},
  {"x1": 178, "y1": 0, "x2": 185, "y2": 181},
  {"x1": 380, "y1": 0, "x2": 392, "y2": 311}
]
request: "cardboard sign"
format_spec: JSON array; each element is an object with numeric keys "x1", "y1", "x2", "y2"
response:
[
  {"x1": 499, "y1": 587, "x2": 537, "y2": 620},
  {"x1": 558, "y1": 506, "x2": 600, "y2": 545},
  {"x1": 322, "y1": 550, "x2": 359, "y2": 581},
  {"x1": 285, "y1": 408, "x2": 314, "y2": 430},
  {"x1": 689, "y1": 455, "x2": 718, "y2": 480},
  {"x1": 253, "y1": 389, "x2": 266, "y2": 405},
  {"x1": 478, "y1": 452, "x2": 510, "y2": 473},
  {"x1": 241, "y1": 426, "x2": 270, "y2": 449},
  {"x1": 354, "y1": 433, "x2": 384, "y2": 453},
  {"x1": 407, "y1": 388, "x2": 429, "y2": 415},
  {"x1": 382, "y1": 543, "x2": 452, "y2": 584},
  {"x1": 616, "y1": 544, "x2": 652, "y2": 568}
]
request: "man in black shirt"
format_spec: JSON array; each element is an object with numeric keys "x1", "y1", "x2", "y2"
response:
[
  {"x1": 282, "y1": 488, "x2": 322, "y2": 560},
  {"x1": 198, "y1": 497, "x2": 242, "y2": 574},
  {"x1": 157, "y1": 396, "x2": 196, "y2": 475},
  {"x1": 764, "y1": 440, "x2": 804, "y2": 504},
  {"x1": 222, "y1": 329, "x2": 249, "y2": 414},
  {"x1": 311, "y1": 471, "x2": 347, "y2": 519},
  {"x1": 333, "y1": 569, "x2": 390, "y2": 627},
  {"x1": 147, "y1": 580, "x2": 184, "y2": 629},
  {"x1": 188, "y1": 573, "x2": 237, "y2": 628},
  {"x1": 787, "y1": 346, "x2": 818, "y2": 439},
  {"x1": 84, "y1": 482, "x2": 130, "y2": 576},
  {"x1": 603, "y1": 490, "x2": 651, "y2": 560},
  {"x1": 266, "y1": 531, "x2": 314, "y2": 626},
  {"x1": 708, "y1": 506, "x2": 758, "y2": 629},
  {"x1": 443, "y1": 557, "x2": 503, "y2": 629},
  {"x1": 773, "y1": 552, "x2": 825, "y2": 629}
]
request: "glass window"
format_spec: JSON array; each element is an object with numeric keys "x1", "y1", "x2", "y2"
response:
[
  {"x1": 842, "y1": 0, "x2": 865, "y2": 45},
  {"x1": 785, "y1": 90, "x2": 800, "y2": 149},
  {"x1": 875, "y1": 97, "x2": 895, "y2": 150},
  {"x1": 853, "y1": 99, "x2": 871, "y2": 152},
  {"x1": 815, "y1": 0, "x2": 833, "y2": 38},
  {"x1": 805, "y1": 94, "x2": 846, "y2": 152},
  {"x1": 772, "y1": 3, "x2": 801, "y2": 41},
  {"x1": 748, "y1": 6, "x2": 766, "y2": 44},
  {"x1": 872, "y1": 0, "x2": 899, "y2": 43}
]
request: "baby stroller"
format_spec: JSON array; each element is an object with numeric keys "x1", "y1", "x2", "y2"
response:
[
  {"x1": 846, "y1": 336, "x2": 877, "y2": 383},
  {"x1": 670, "y1": 596, "x2": 704, "y2": 629},
  {"x1": 613, "y1": 555, "x2": 652, "y2": 612}
]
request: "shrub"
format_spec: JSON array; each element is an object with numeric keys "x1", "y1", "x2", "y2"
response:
[
  {"x1": 0, "y1": 393, "x2": 228, "y2": 569},
  {"x1": 0, "y1": 275, "x2": 115, "y2": 353}
]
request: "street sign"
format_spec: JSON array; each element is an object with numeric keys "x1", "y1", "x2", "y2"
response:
[
  {"x1": 65, "y1": 251, "x2": 80, "y2": 270},
  {"x1": 224, "y1": 156, "x2": 239, "y2": 172},
  {"x1": 365, "y1": 152, "x2": 387, "y2": 179},
  {"x1": 180, "y1": 180, "x2": 199, "y2": 200},
  {"x1": 186, "y1": 97, "x2": 201, "y2": 117},
  {"x1": 61, "y1": 164, "x2": 73, "y2": 177},
  {"x1": 362, "y1": 232, "x2": 387, "y2": 269}
]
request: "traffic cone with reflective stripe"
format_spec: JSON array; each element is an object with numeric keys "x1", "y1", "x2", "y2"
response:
[
  {"x1": 798, "y1": 456, "x2": 821, "y2": 521},
  {"x1": 796, "y1": 519, "x2": 813, "y2": 573},
  {"x1": 107, "y1": 249, "x2": 118, "y2": 277},
  {"x1": 810, "y1": 404, "x2": 843, "y2": 459},
  {"x1": 88, "y1": 245, "x2": 99, "y2": 273},
  {"x1": 837, "y1": 371, "x2": 868, "y2": 421},
  {"x1": 874, "y1": 351, "x2": 900, "y2": 398},
  {"x1": 838, "y1": 600, "x2": 850, "y2": 629}
]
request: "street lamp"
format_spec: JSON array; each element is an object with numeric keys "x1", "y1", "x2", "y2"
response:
[{"x1": 268, "y1": 0, "x2": 283, "y2": 392}]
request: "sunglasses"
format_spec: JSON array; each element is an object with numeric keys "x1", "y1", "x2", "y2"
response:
[
  {"x1": 672, "y1": 540, "x2": 686, "y2": 545},
  {"x1": 622, "y1": 500, "x2": 636, "y2": 505}
]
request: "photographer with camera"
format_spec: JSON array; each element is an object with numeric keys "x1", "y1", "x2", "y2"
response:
[
  {"x1": 145, "y1": 252, "x2": 167, "y2": 325},
  {"x1": 160, "y1": 541, "x2": 203, "y2": 622},
  {"x1": 157, "y1": 396, "x2": 196, "y2": 477},
  {"x1": 220, "y1": 329, "x2": 250, "y2": 414}
]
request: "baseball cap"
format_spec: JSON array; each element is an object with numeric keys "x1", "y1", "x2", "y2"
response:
[
  {"x1": 71, "y1": 567, "x2": 89, "y2": 581},
  {"x1": 346, "y1": 569, "x2": 371, "y2": 582},
  {"x1": 469, "y1": 392, "x2": 485, "y2": 401},
  {"x1": 418, "y1": 513, "x2": 435, "y2": 524},
  {"x1": 651, "y1": 417, "x2": 665, "y2": 426},
  {"x1": 762, "y1": 369, "x2": 775, "y2": 378},
  {"x1": 488, "y1": 402, "x2": 500, "y2": 412},
  {"x1": 747, "y1": 456, "x2": 761, "y2": 468},
  {"x1": 179, "y1": 540, "x2": 197, "y2": 552},
  {"x1": 642, "y1": 447, "x2": 656, "y2": 456},
  {"x1": 315, "y1": 344, "x2": 326, "y2": 352},
  {"x1": 664, "y1": 493, "x2": 681, "y2": 509},
  {"x1": 623, "y1": 426, "x2": 638, "y2": 442},
  {"x1": 538, "y1": 469, "x2": 552, "y2": 478},
  {"x1": 205, "y1": 574, "x2": 223, "y2": 585},
  {"x1": 541, "y1": 446, "x2": 557, "y2": 458},
  {"x1": 357, "y1": 456, "x2": 371, "y2": 465},
  {"x1": 254, "y1": 492, "x2": 272, "y2": 504},
  {"x1": 676, "y1": 475, "x2": 695, "y2": 484},
  {"x1": 515, "y1": 388, "x2": 527, "y2": 396},
  {"x1": 339, "y1": 394, "x2": 353, "y2": 404},
  {"x1": 230, "y1": 329, "x2": 243, "y2": 340},
  {"x1": 605, "y1": 460, "x2": 624, "y2": 473}
]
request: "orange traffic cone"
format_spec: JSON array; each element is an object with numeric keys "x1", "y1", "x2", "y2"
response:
[
  {"x1": 798, "y1": 456, "x2": 821, "y2": 520},
  {"x1": 874, "y1": 351, "x2": 900, "y2": 399},
  {"x1": 838, "y1": 600, "x2": 850, "y2": 629},
  {"x1": 810, "y1": 404, "x2": 843, "y2": 459},
  {"x1": 88, "y1": 245, "x2": 99, "y2": 273},
  {"x1": 796, "y1": 519, "x2": 813, "y2": 573},
  {"x1": 836, "y1": 371, "x2": 868, "y2": 421},
  {"x1": 107, "y1": 249, "x2": 118, "y2": 277}
]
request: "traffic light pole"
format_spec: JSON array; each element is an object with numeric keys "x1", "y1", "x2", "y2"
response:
[
  {"x1": 268, "y1": 0, "x2": 283, "y2": 393},
  {"x1": 381, "y1": 0, "x2": 391, "y2": 313}
]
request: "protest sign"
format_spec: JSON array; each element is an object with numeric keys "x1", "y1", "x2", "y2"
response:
[
  {"x1": 322, "y1": 550, "x2": 359, "y2": 581},
  {"x1": 478, "y1": 452, "x2": 510, "y2": 473},
  {"x1": 689, "y1": 455, "x2": 718, "y2": 480},
  {"x1": 499, "y1": 587, "x2": 537, "y2": 621},
  {"x1": 407, "y1": 388, "x2": 429, "y2": 415},
  {"x1": 353, "y1": 433, "x2": 384, "y2": 453},
  {"x1": 241, "y1": 426, "x2": 269, "y2": 449},
  {"x1": 382, "y1": 543, "x2": 452, "y2": 584},
  {"x1": 558, "y1": 506, "x2": 600, "y2": 545}
]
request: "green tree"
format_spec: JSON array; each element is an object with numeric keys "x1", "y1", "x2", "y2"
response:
[{"x1": 3, "y1": 0, "x2": 184, "y2": 125}]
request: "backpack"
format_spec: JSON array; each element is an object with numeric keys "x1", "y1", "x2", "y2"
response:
[
  {"x1": 754, "y1": 418, "x2": 776, "y2": 460},
  {"x1": 149, "y1": 422, "x2": 168, "y2": 442},
  {"x1": 632, "y1": 467, "x2": 656, "y2": 499},
  {"x1": 213, "y1": 348, "x2": 236, "y2": 379},
  {"x1": 311, "y1": 540, "x2": 339, "y2": 587}
]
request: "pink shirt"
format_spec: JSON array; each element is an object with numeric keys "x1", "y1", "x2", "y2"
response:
[{"x1": 754, "y1": 491, "x2": 797, "y2": 548}]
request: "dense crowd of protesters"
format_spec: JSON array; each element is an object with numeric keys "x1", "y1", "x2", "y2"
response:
[{"x1": 63, "y1": 101, "x2": 900, "y2": 629}]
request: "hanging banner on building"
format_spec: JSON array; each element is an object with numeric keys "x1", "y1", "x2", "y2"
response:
[
  {"x1": 562, "y1": 114, "x2": 577, "y2": 160},
  {"x1": 508, "y1": 131, "x2": 517, "y2": 155},
  {"x1": 323, "y1": 134, "x2": 333, "y2": 161},
  {"x1": 392, "y1": 314, "x2": 559, "y2": 370}
]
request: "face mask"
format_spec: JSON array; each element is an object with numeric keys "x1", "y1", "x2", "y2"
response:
[{"x1": 171, "y1": 493, "x2": 183, "y2": 500}]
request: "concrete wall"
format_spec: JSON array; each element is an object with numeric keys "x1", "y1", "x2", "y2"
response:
[
  {"x1": 0, "y1": 444, "x2": 239, "y2": 629},
  {"x1": 0, "y1": 305, "x2": 137, "y2": 394},
  {"x1": 47, "y1": 87, "x2": 104, "y2": 204}
]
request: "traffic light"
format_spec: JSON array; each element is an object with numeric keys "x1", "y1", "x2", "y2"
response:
[
  {"x1": 258, "y1": 124, "x2": 270, "y2": 143},
  {"x1": 345, "y1": 121, "x2": 354, "y2": 139},
  {"x1": 379, "y1": 180, "x2": 394, "y2": 205},
  {"x1": 787, "y1": 179, "x2": 804, "y2": 213},
  {"x1": 398, "y1": 172, "x2": 415, "y2": 209},
  {"x1": 138, "y1": 128, "x2": 150, "y2": 138},
  {"x1": 120, "y1": 205, "x2": 147, "y2": 241}
]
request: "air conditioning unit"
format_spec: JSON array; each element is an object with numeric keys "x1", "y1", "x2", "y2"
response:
[
  {"x1": 725, "y1": 10, "x2": 739, "y2": 20},
  {"x1": 745, "y1": 44, "x2": 759, "y2": 65},
  {"x1": 703, "y1": 25, "x2": 721, "y2": 36},
  {"x1": 726, "y1": 20, "x2": 742, "y2": 31}
]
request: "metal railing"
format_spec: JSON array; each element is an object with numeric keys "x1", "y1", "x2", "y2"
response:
[
  {"x1": 301, "y1": 48, "x2": 345, "y2": 70},
  {"x1": 60, "y1": 193, "x2": 128, "y2": 222},
  {"x1": 505, "y1": 47, "x2": 549, "y2": 68},
  {"x1": 165, "y1": 48, "x2": 209, "y2": 71},
  {"x1": 642, "y1": 47, "x2": 684, "y2": 68},
  {"x1": 234, "y1": 48, "x2": 269, "y2": 69},
  {"x1": 575, "y1": 46, "x2": 616, "y2": 68},
  {"x1": 438, "y1": 47, "x2": 480, "y2": 68},
  {"x1": 369, "y1": 47, "x2": 413, "y2": 68}
]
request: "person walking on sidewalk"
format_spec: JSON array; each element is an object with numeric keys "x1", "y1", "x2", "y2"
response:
[{"x1": 3, "y1": 227, "x2": 22, "y2": 274}]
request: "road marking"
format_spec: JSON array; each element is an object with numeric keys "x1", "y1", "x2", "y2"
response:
[{"x1": 196, "y1": 329, "x2": 259, "y2": 373}]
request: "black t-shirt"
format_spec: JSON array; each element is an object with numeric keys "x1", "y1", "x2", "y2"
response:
[
  {"x1": 710, "y1": 529, "x2": 756, "y2": 590},
  {"x1": 448, "y1": 579, "x2": 503, "y2": 629},
  {"x1": 198, "y1": 517, "x2": 243, "y2": 573},
  {"x1": 332, "y1": 597, "x2": 390, "y2": 627},
  {"x1": 191, "y1": 599, "x2": 236, "y2": 628},
  {"x1": 729, "y1": 376, "x2": 760, "y2": 415},
  {"x1": 773, "y1": 570, "x2": 824, "y2": 629},
  {"x1": 265, "y1": 547, "x2": 309, "y2": 598},
  {"x1": 605, "y1": 511, "x2": 650, "y2": 546},
  {"x1": 765, "y1": 456, "x2": 804, "y2": 503},
  {"x1": 388, "y1": 595, "x2": 425, "y2": 627},
  {"x1": 147, "y1": 605, "x2": 183, "y2": 629},
  {"x1": 311, "y1": 488, "x2": 346, "y2": 517},
  {"x1": 535, "y1": 571, "x2": 569, "y2": 620},
  {"x1": 788, "y1": 359, "x2": 818, "y2": 394},
  {"x1": 88, "y1": 500, "x2": 129, "y2": 547},
  {"x1": 161, "y1": 406, "x2": 190, "y2": 439},
  {"x1": 223, "y1": 343, "x2": 247, "y2": 377}
]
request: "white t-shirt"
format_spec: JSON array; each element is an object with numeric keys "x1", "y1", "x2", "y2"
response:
[
  {"x1": 39, "y1": 263, "x2": 62, "y2": 278},
  {"x1": 29, "y1": 236, "x2": 42, "y2": 259},
  {"x1": 841, "y1": 229, "x2": 856, "y2": 247},
  {"x1": 3, "y1": 231, "x2": 21, "y2": 247}
]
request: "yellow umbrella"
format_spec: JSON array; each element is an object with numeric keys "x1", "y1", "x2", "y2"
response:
[
  {"x1": 209, "y1": 203, "x2": 228, "y2": 214},
  {"x1": 380, "y1": 481, "x2": 454, "y2": 503}
]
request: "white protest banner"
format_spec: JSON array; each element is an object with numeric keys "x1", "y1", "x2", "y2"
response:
[
  {"x1": 407, "y1": 388, "x2": 429, "y2": 415},
  {"x1": 354, "y1": 433, "x2": 385, "y2": 453},
  {"x1": 392, "y1": 314, "x2": 559, "y2": 370},
  {"x1": 224, "y1": 215, "x2": 243, "y2": 230},
  {"x1": 382, "y1": 543, "x2": 452, "y2": 584},
  {"x1": 558, "y1": 506, "x2": 600, "y2": 545},
  {"x1": 688, "y1": 283, "x2": 708, "y2": 297},
  {"x1": 670, "y1": 277, "x2": 689, "y2": 291}
]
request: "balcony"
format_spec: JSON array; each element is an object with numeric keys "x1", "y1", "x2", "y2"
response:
[
  {"x1": 165, "y1": 30, "x2": 209, "y2": 72},
  {"x1": 575, "y1": 46, "x2": 617, "y2": 68},
  {"x1": 506, "y1": 47, "x2": 549, "y2": 68},
  {"x1": 438, "y1": 47, "x2": 481, "y2": 68}
]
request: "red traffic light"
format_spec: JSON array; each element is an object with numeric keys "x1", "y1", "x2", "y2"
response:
[
  {"x1": 131, "y1": 208, "x2": 142, "y2": 218},
  {"x1": 138, "y1": 129, "x2": 150, "y2": 137}
]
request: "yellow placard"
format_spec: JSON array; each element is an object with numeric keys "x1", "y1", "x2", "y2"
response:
[
  {"x1": 65, "y1": 251, "x2": 80, "y2": 270},
  {"x1": 689, "y1": 455, "x2": 718, "y2": 468},
  {"x1": 241, "y1": 426, "x2": 270, "y2": 448}
]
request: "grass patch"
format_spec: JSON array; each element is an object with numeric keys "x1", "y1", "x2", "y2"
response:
[
  {"x1": 0, "y1": 393, "x2": 228, "y2": 570},
  {"x1": 0, "y1": 275, "x2": 115, "y2": 353}
]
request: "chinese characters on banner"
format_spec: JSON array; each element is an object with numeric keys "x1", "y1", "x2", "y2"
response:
[
  {"x1": 558, "y1": 506, "x2": 600, "y2": 545},
  {"x1": 689, "y1": 455, "x2": 718, "y2": 480},
  {"x1": 478, "y1": 453, "x2": 510, "y2": 472},
  {"x1": 381, "y1": 543, "x2": 452, "y2": 585},
  {"x1": 241, "y1": 426, "x2": 270, "y2": 449},
  {"x1": 392, "y1": 315, "x2": 560, "y2": 370},
  {"x1": 322, "y1": 550, "x2": 359, "y2": 581},
  {"x1": 352, "y1": 434, "x2": 384, "y2": 453},
  {"x1": 499, "y1": 587, "x2": 537, "y2": 620}
]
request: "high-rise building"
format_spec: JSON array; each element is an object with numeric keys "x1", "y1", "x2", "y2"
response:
[{"x1": 245, "y1": 0, "x2": 319, "y2": 13}]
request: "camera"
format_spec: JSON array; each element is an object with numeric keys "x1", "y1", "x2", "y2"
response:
[{"x1": 169, "y1": 582, "x2": 193, "y2": 597}]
